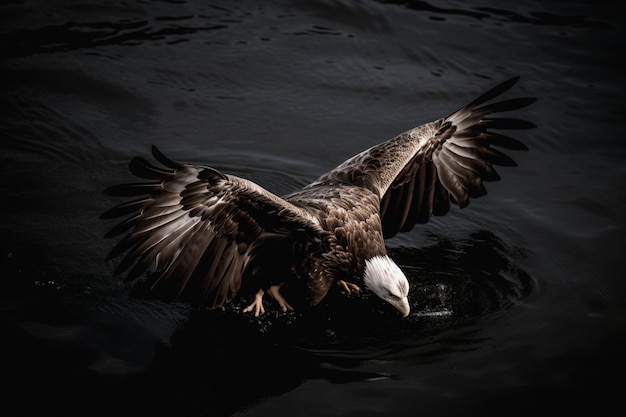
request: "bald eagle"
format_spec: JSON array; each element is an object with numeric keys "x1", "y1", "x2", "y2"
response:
[{"x1": 102, "y1": 77, "x2": 535, "y2": 318}]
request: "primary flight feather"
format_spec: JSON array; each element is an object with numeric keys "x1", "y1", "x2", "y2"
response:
[{"x1": 102, "y1": 76, "x2": 535, "y2": 317}]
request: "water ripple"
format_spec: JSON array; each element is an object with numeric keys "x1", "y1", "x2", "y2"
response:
[
  {"x1": 1, "y1": 17, "x2": 226, "y2": 58},
  {"x1": 377, "y1": 0, "x2": 613, "y2": 28}
]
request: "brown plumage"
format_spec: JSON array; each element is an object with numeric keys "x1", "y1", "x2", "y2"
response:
[{"x1": 102, "y1": 76, "x2": 535, "y2": 317}]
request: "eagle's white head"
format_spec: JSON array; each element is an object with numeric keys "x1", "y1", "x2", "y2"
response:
[{"x1": 363, "y1": 255, "x2": 410, "y2": 317}]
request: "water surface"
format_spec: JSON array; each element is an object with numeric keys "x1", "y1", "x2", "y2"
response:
[{"x1": 1, "y1": 1, "x2": 625, "y2": 416}]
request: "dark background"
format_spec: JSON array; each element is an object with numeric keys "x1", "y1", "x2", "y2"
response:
[{"x1": 1, "y1": 1, "x2": 625, "y2": 416}]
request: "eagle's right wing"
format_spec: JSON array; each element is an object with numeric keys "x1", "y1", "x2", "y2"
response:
[{"x1": 101, "y1": 146, "x2": 323, "y2": 308}]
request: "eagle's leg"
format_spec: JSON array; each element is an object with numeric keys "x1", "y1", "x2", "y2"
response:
[
  {"x1": 337, "y1": 280, "x2": 361, "y2": 295},
  {"x1": 243, "y1": 289, "x2": 266, "y2": 317},
  {"x1": 267, "y1": 284, "x2": 294, "y2": 312}
]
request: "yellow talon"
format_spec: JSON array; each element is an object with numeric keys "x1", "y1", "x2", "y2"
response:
[
  {"x1": 243, "y1": 285, "x2": 294, "y2": 315},
  {"x1": 267, "y1": 284, "x2": 294, "y2": 312},
  {"x1": 337, "y1": 280, "x2": 361, "y2": 295},
  {"x1": 243, "y1": 289, "x2": 266, "y2": 317}
]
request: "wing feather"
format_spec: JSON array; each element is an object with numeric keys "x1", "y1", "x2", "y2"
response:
[
  {"x1": 104, "y1": 213, "x2": 142, "y2": 238},
  {"x1": 481, "y1": 117, "x2": 537, "y2": 130},
  {"x1": 102, "y1": 146, "x2": 323, "y2": 307},
  {"x1": 441, "y1": 142, "x2": 499, "y2": 180},
  {"x1": 129, "y1": 156, "x2": 171, "y2": 179},
  {"x1": 383, "y1": 77, "x2": 534, "y2": 234},
  {"x1": 306, "y1": 77, "x2": 534, "y2": 238},
  {"x1": 101, "y1": 197, "x2": 151, "y2": 219}
]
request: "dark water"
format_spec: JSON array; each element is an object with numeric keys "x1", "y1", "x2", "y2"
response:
[{"x1": 1, "y1": 1, "x2": 625, "y2": 416}]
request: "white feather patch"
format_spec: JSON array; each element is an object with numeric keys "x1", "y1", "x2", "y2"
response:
[{"x1": 364, "y1": 255, "x2": 409, "y2": 297}]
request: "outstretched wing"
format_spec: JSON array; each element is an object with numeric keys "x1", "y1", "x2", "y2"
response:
[
  {"x1": 101, "y1": 146, "x2": 322, "y2": 308},
  {"x1": 307, "y1": 77, "x2": 535, "y2": 238}
]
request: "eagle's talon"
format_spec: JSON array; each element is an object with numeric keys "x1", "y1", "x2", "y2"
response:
[
  {"x1": 267, "y1": 284, "x2": 294, "y2": 312},
  {"x1": 243, "y1": 289, "x2": 266, "y2": 317},
  {"x1": 337, "y1": 280, "x2": 361, "y2": 295}
]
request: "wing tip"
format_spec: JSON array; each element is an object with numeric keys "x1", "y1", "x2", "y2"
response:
[
  {"x1": 151, "y1": 145, "x2": 183, "y2": 169},
  {"x1": 466, "y1": 76, "x2": 521, "y2": 108}
]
